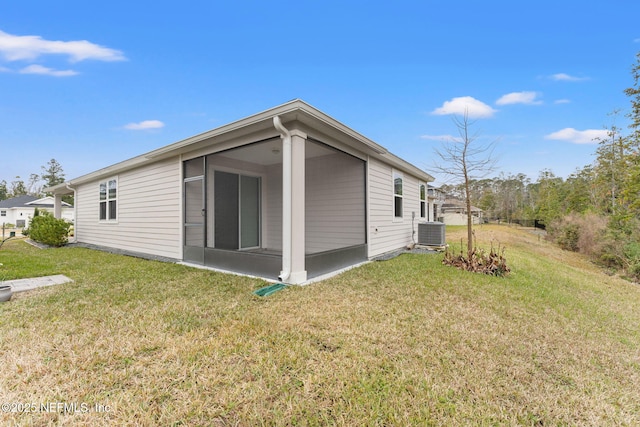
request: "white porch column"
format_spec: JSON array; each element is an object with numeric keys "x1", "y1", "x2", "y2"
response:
[
  {"x1": 53, "y1": 194, "x2": 62, "y2": 219},
  {"x1": 288, "y1": 129, "x2": 307, "y2": 284}
]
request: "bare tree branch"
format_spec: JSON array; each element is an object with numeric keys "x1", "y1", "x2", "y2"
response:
[{"x1": 428, "y1": 110, "x2": 499, "y2": 258}]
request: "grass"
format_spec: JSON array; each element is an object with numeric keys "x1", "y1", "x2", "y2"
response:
[{"x1": 1, "y1": 225, "x2": 639, "y2": 426}]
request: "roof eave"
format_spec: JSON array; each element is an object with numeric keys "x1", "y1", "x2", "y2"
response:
[{"x1": 47, "y1": 99, "x2": 431, "y2": 191}]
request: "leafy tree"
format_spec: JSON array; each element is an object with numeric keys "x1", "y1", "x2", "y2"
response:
[
  {"x1": 9, "y1": 177, "x2": 27, "y2": 197},
  {"x1": 621, "y1": 52, "x2": 640, "y2": 215},
  {"x1": 534, "y1": 170, "x2": 565, "y2": 225},
  {"x1": 41, "y1": 158, "x2": 65, "y2": 193},
  {"x1": 593, "y1": 121, "x2": 631, "y2": 215},
  {"x1": 624, "y1": 51, "x2": 640, "y2": 144},
  {"x1": 0, "y1": 180, "x2": 7, "y2": 201},
  {"x1": 564, "y1": 166, "x2": 597, "y2": 214}
]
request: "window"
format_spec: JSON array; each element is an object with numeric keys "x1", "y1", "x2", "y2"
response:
[
  {"x1": 0, "y1": 210, "x2": 5, "y2": 217},
  {"x1": 419, "y1": 183, "x2": 426, "y2": 219},
  {"x1": 393, "y1": 171, "x2": 403, "y2": 218},
  {"x1": 99, "y1": 178, "x2": 117, "y2": 221}
]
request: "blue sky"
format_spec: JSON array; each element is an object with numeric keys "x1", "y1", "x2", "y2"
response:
[{"x1": 1, "y1": 1, "x2": 639, "y2": 186}]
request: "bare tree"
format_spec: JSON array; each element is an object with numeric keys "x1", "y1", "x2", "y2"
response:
[
  {"x1": 430, "y1": 111, "x2": 498, "y2": 258},
  {"x1": 27, "y1": 173, "x2": 43, "y2": 197}
]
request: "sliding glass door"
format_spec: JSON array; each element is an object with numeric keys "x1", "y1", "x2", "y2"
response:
[{"x1": 214, "y1": 171, "x2": 261, "y2": 250}]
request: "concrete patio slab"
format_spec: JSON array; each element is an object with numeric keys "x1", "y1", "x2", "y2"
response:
[{"x1": 3, "y1": 275, "x2": 73, "y2": 293}]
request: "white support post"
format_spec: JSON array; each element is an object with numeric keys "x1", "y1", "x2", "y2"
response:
[
  {"x1": 53, "y1": 194, "x2": 62, "y2": 219},
  {"x1": 288, "y1": 129, "x2": 307, "y2": 284}
]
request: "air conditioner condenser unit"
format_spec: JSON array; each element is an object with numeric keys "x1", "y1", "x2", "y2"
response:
[{"x1": 417, "y1": 222, "x2": 446, "y2": 246}]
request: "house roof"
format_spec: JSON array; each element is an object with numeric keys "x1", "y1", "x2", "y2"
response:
[
  {"x1": 0, "y1": 195, "x2": 38, "y2": 208},
  {"x1": 0, "y1": 195, "x2": 72, "y2": 209},
  {"x1": 47, "y1": 99, "x2": 434, "y2": 194},
  {"x1": 442, "y1": 198, "x2": 483, "y2": 213}
]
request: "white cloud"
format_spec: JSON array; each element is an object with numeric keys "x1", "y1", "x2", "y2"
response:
[
  {"x1": 545, "y1": 127, "x2": 608, "y2": 144},
  {"x1": 496, "y1": 91, "x2": 542, "y2": 106},
  {"x1": 19, "y1": 64, "x2": 78, "y2": 77},
  {"x1": 554, "y1": 99, "x2": 571, "y2": 104},
  {"x1": 431, "y1": 96, "x2": 497, "y2": 118},
  {"x1": 549, "y1": 73, "x2": 589, "y2": 82},
  {"x1": 124, "y1": 120, "x2": 165, "y2": 130},
  {"x1": 0, "y1": 30, "x2": 126, "y2": 62},
  {"x1": 420, "y1": 134, "x2": 462, "y2": 142}
]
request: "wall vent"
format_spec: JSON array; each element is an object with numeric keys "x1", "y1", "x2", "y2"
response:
[{"x1": 417, "y1": 222, "x2": 446, "y2": 246}]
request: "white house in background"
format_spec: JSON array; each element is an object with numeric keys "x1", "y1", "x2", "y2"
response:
[
  {"x1": 0, "y1": 195, "x2": 74, "y2": 228},
  {"x1": 48, "y1": 100, "x2": 434, "y2": 284},
  {"x1": 441, "y1": 197, "x2": 484, "y2": 226},
  {"x1": 427, "y1": 185, "x2": 446, "y2": 222}
]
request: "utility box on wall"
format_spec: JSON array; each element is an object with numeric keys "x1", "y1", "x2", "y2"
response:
[{"x1": 417, "y1": 222, "x2": 446, "y2": 246}]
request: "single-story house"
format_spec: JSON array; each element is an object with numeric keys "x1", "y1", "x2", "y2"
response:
[
  {"x1": 427, "y1": 185, "x2": 446, "y2": 222},
  {"x1": 0, "y1": 195, "x2": 74, "y2": 228},
  {"x1": 48, "y1": 100, "x2": 434, "y2": 284},
  {"x1": 441, "y1": 197, "x2": 484, "y2": 226}
]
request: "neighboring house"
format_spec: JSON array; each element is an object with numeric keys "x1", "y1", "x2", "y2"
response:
[
  {"x1": 427, "y1": 185, "x2": 446, "y2": 222},
  {"x1": 48, "y1": 100, "x2": 434, "y2": 284},
  {"x1": 441, "y1": 197, "x2": 484, "y2": 226},
  {"x1": 0, "y1": 195, "x2": 74, "y2": 228}
]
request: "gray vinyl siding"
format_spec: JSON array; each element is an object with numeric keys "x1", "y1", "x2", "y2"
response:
[
  {"x1": 368, "y1": 157, "x2": 421, "y2": 258},
  {"x1": 305, "y1": 152, "x2": 366, "y2": 253},
  {"x1": 75, "y1": 158, "x2": 182, "y2": 259}
]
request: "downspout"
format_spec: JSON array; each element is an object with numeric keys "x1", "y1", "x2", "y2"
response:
[
  {"x1": 66, "y1": 183, "x2": 78, "y2": 243},
  {"x1": 273, "y1": 116, "x2": 291, "y2": 281}
]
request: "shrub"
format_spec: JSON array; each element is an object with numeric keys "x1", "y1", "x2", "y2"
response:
[
  {"x1": 547, "y1": 213, "x2": 608, "y2": 255},
  {"x1": 627, "y1": 262, "x2": 640, "y2": 282},
  {"x1": 28, "y1": 212, "x2": 71, "y2": 247},
  {"x1": 550, "y1": 213, "x2": 640, "y2": 282},
  {"x1": 556, "y1": 223, "x2": 580, "y2": 251}
]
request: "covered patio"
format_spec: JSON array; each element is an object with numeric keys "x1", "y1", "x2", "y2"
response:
[{"x1": 182, "y1": 124, "x2": 367, "y2": 282}]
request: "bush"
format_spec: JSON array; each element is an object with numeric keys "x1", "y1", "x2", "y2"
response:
[
  {"x1": 556, "y1": 223, "x2": 580, "y2": 251},
  {"x1": 549, "y1": 213, "x2": 640, "y2": 282},
  {"x1": 547, "y1": 213, "x2": 608, "y2": 256},
  {"x1": 28, "y1": 212, "x2": 71, "y2": 247}
]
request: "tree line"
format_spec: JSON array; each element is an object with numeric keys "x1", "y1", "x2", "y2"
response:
[
  {"x1": 442, "y1": 51, "x2": 640, "y2": 280},
  {"x1": 0, "y1": 159, "x2": 66, "y2": 201}
]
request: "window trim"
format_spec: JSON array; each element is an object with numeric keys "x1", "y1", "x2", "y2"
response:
[
  {"x1": 99, "y1": 177, "x2": 118, "y2": 222},
  {"x1": 393, "y1": 170, "x2": 403, "y2": 220}
]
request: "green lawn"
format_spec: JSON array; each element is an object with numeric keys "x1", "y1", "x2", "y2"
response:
[{"x1": 1, "y1": 225, "x2": 639, "y2": 426}]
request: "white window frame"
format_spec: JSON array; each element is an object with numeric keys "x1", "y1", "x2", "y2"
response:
[
  {"x1": 0, "y1": 210, "x2": 6, "y2": 217},
  {"x1": 393, "y1": 170, "x2": 403, "y2": 220},
  {"x1": 99, "y1": 177, "x2": 118, "y2": 222}
]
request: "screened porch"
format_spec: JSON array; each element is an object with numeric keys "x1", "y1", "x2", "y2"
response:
[{"x1": 183, "y1": 137, "x2": 367, "y2": 280}]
